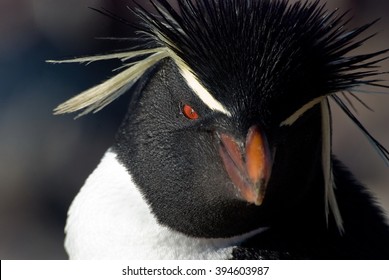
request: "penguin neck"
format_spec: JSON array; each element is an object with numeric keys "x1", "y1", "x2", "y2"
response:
[{"x1": 65, "y1": 149, "x2": 268, "y2": 259}]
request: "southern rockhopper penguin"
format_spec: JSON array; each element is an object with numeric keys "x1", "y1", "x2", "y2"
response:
[{"x1": 49, "y1": 0, "x2": 389, "y2": 259}]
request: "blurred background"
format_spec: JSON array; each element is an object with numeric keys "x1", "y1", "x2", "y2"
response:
[{"x1": 0, "y1": 0, "x2": 388, "y2": 259}]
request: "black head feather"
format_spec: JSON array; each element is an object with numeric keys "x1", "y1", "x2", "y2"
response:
[{"x1": 134, "y1": 0, "x2": 388, "y2": 122}]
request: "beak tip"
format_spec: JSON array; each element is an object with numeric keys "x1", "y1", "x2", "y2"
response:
[
  {"x1": 254, "y1": 193, "x2": 265, "y2": 206},
  {"x1": 254, "y1": 200, "x2": 263, "y2": 206},
  {"x1": 252, "y1": 186, "x2": 266, "y2": 206}
]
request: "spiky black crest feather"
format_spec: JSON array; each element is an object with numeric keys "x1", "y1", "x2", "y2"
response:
[
  {"x1": 132, "y1": 0, "x2": 389, "y2": 166},
  {"x1": 135, "y1": 0, "x2": 388, "y2": 111},
  {"x1": 49, "y1": 0, "x2": 388, "y2": 118}
]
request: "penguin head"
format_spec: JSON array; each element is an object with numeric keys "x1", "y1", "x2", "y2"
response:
[
  {"x1": 51, "y1": 0, "x2": 388, "y2": 238},
  {"x1": 113, "y1": 56, "x2": 324, "y2": 238}
]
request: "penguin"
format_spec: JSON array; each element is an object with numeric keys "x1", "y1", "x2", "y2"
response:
[{"x1": 49, "y1": 0, "x2": 389, "y2": 259}]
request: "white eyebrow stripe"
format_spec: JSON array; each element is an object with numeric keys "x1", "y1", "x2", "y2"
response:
[
  {"x1": 177, "y1": 66, "x2": 232, "y2": 117},
  {"x1": 280, "y1": 96, "x2": 325, "y2": 127},
  {"x1": 162, "y1": 46, "x2": 231, "y2": 116}
]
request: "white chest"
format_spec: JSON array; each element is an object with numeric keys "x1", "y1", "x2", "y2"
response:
[{"x1": 65, "y1": 150, "x2": 266, "y2": 259}]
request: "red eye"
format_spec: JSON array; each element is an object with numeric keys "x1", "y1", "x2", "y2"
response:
[{"x1": 182, "y1": 104, "x2": 199, "y2": 120}]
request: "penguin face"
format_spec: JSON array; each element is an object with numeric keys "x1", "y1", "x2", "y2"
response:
[{"x1": 114, "y1": 59, "x2": 324, "y2": 238}]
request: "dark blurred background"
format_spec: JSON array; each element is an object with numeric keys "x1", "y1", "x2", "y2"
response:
[{"x1": 0, "y1": 0, "x2": 388, "y2": 259}]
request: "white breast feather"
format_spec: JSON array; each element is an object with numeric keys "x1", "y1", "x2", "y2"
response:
[{"x1": 65, "y1": 150, "x2": 267, "y2": 259}]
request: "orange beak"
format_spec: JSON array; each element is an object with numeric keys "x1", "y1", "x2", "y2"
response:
[{"x1": 218, "y1": 125, "x2": 272, "y2": 205}]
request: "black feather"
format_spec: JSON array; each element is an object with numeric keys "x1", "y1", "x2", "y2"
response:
[
  {"x1": 89, "y1": 7, "x2": 134, "y2": 26},
  {"x1": 132, "y1": 0, "x2": 388, "y2": 102},
  {"x1": 332, "y1": 94, "x2": 389, "y2": 165},
  {"x1": 130, "y1": 0, "x2": 389, "y2": 167}
]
